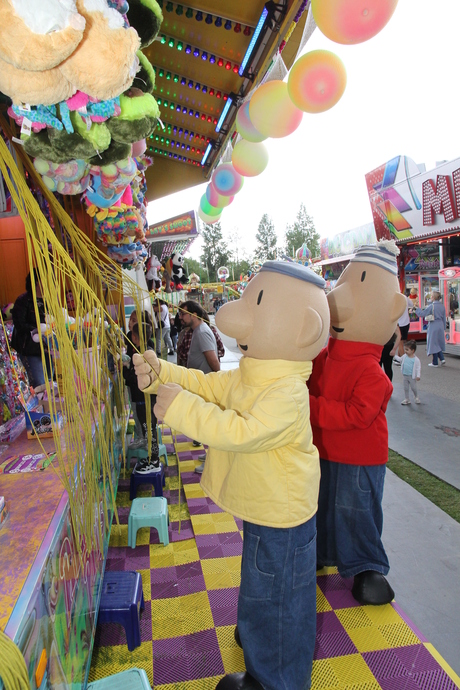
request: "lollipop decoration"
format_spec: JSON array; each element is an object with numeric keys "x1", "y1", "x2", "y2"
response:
[
  {"x1": 295, "y1": 243, "x2": 312, "y2": 266},
  {"x1": 249, "y1": 81, "x2": 303, "y2": 139},
  {"x1": 232, "y1": 139, "x2": 269, "y2": 177},
  {"x1": 217, "y1": 266, "x2": 229, "y2": 282},
  {"x1": 287, "y1": 50, "x2": 347, "y2": 114},
  {"x1": 206, "y1": 184, "x2": 234, "y2": 208},
  {"x1": 212, "y1": 163, "x2": 244, "y2": 196},
  {"x1": 235, "y1": 101, "x2": 267, "y2": 143},
  {"x1": 200, "y1": 194, "x2": 223, "y2": 217},
  {"x1": 311, "y1": 0, "x2": 399, "y2": 45}
]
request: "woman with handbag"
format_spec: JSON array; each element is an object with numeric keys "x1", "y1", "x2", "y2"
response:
[{"x1": 414, "y1": 291, "x2": 446, "y2": 367}]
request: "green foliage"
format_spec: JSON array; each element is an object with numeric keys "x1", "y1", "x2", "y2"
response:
[
  {"x1": 200, "y1": 222, "x2": 230, "y2": 283},
  {"x1": 255, "y1": 214, "x2": 277, "y2": 262},
  {"x1": 284, "y1": 203, "x2": 320, "y2": 259},
  {"x1": 387, "y1": 449, "x2": 460, "y2": 523}
]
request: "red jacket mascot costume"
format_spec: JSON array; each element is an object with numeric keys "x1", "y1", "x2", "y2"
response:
[{"x1": 309, "y1": 241, "x2": 406, "y2": 605}]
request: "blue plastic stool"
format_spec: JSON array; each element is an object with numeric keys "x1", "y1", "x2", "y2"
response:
[
  {"x1": 159, "y1": 442, "x2": 169, "y2": 466},
  {"x1": 130, "y1": 463, "x2": 165, "y2": 500},
  {"x1": 128, "y1": 496, "x2": 169, "y2": 548},
  {"x1": 88, "y1": 668, "x2": 151, "y2": 690},
  {"x1": 97, "y1": 571, "x2": 144, "y2": 651},
  {"x1": 127, "y1": 446, "x2": 149, "y2": 464}
]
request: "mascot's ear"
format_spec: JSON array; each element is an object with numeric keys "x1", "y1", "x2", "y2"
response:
[
  {"x1": 392, "y1": 292, "x2": 407, "y2": 322},
  {"x1": 296, "y1": 307, "x2": 324, "y2": 349}
]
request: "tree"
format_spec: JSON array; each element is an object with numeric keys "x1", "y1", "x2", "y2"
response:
[
  {"x1": 284, "y1": 203, "x2": 320, "y2": 260},
  {"x1": 255, "y1": 214, "x2": 277, "y2": 262},
  {"x1": 200, "y1": 222, "x2": 230, "y2": 283}
]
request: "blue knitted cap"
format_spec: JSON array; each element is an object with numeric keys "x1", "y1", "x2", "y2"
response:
[{"x1": 260, "y1": 260, "x2": 325, "y2": 288}]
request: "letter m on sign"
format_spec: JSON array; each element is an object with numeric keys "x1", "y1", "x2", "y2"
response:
[{"x1": 422, "y1": 175, "x2": 457, "y2": 225}]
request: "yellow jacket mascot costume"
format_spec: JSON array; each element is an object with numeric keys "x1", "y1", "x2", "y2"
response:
[
  {"x1": 134, "y1": 260, "x2": 330, "y2": 690},
  {"x1": 309, "y1": 241, "x2": 406, "y2": 606}
]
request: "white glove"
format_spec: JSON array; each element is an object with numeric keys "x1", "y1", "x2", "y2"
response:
[{"x1": 133, "y1": 351, "x2": 161, "y2": 390}]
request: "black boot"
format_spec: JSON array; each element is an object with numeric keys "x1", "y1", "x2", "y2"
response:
[
  {"x1": 234, "y1": 625, "x2": 242, "y2": 649},
  {"x1": 216, "y1": 672, "x2": 263, "y2": 689},
  {"x1": 352, "y1": 570, "x2": 394, "y2": 605}
]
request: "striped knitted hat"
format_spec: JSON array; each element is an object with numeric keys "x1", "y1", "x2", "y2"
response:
[{"x1": 349, "y1": 239, "x2": 399, "y2": 276}]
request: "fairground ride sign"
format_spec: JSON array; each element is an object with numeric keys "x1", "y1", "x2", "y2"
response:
[
  {"x1": 365, "y1": 156, "x2": 460, "y2": 243},
  {"x1": 145, "y1": 210, "x2": 198, "y2": 241}
]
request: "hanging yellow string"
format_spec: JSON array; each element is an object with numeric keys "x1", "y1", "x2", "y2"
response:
[{"x1": 0, "y1": 630, "x2": 30, "y2": 690}]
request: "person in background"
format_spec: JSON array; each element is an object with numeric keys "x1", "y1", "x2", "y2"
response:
[
  {"x1": 414, "y1": 291, "x2": 447, "y2": 367},
  {"x1": 11, "y1": 269, "x2": 53, "y2": 391},
  {"x1": 380, "y1": 325, "x2": 401, "y2": 381},
  {"x1": 178, "y1": 300, "x2": 221, "y2": 474},
  {"x1": 124, "y1": 321, "x2": 161, "y2": 474},
  {"x1": 400, "y1": 340, "x2": 421, "y2": 405},
  {"x1": 394, "y1": 291, "x2": 411, "y2": 364},
  {"x1": 124, "y1": 310, "x2": 153, "y2": 447},
  {"x1": 177, "y1": 304, "x2": 225, "y2": 368},
  {"x1": 153, "y1": 299, "x2": 174, "y2": 356}
]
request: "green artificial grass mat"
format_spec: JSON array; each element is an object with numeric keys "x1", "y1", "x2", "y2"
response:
[{"x1": 388, "y1": 449, "x2": 460, "y2": 523}]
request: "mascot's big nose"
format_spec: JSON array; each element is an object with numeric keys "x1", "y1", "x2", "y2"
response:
[
  {"x1": 327, "y1": 282, "x2": 354, "y2": 323},
  {"x1": 215, "y1": 300, "x2": 253, "y2": 341}
]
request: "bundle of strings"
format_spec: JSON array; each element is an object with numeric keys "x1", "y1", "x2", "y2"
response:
[
  {"x1": 0, "y1": 132, "x2": 158, "y2": 551},
  {"x1": 0, "y1": 630, "x2": 30, "y2": 690}
]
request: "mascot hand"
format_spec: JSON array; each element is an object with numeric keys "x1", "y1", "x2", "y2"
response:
[
  {"x1": 133, "y1": 351, "x2": 161, "y2": 390},
  {"x1": 154, "y1": 383, "x2": 183, "y2": 420}
]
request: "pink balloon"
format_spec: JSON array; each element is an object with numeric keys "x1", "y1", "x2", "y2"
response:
[
  {"x1": 311, "y1": 0, "x2": 399, "y2": 45},
  {"x1": 249, "y1": 81, "x2": 303, "y2": 139},
  {"x1": 132, "y1": 139, "x2": 147, "y2": 157},
  {"x1": 206, "y1": 183, "x2": 234, "y2": 208}
]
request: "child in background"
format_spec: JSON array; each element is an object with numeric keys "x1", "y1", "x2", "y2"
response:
[
  {"x1": 400, "y1": 340, "x2": 421, "y2": 405},
  {"x1": 124, "y1": 321, "x2": 161, "y2": 473}
]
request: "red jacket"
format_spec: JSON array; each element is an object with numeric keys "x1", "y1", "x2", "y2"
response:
[{"x1": 308, "y1": 339, "x2": 392, "y2": 465}]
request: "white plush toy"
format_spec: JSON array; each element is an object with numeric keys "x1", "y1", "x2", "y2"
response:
[{"x1": 10, "y1": 0, "x2": 86, "y2": 34}]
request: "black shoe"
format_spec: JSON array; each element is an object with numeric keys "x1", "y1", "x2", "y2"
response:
[
  {"x1": 234, "y1": 626, "x2": 242, "y2": 649},
  {"x1": 134, "y1": 460, "x2": 161, "y2": 474},
  {"x1": 168, "y1": 349, "x2": 174, "y2": 355},
  {"x1": 192, "y1": 440, "x2": 202, "y2": 447},
  {"x1": 215, "y1": 673, "x2": 263, "y2": 690},
  {"x1": 352, "y1": 570, "x2": 394, "y2": 605}
]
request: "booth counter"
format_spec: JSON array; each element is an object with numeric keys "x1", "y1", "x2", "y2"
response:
[{"x1": 0, "y1": 398, "x2": 123, "y2": 690}]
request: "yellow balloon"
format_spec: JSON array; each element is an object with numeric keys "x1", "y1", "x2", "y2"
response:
[{"x1": 232, "y1": 140, "x2": 269, "y2": 177}]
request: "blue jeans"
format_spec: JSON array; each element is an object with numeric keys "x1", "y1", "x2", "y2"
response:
[
  {"x1": 238, "y1": 518, "x2": 316, "y2": 690},
  {"x1": 317, "y1": 460, "x2": 389, "y2": 579},
  {"x1": 19, "y1": 354, "x2": 52, "y2": 388},
  {"x1": 432, "y1": 351, "x2": 445, "y2": 365}
]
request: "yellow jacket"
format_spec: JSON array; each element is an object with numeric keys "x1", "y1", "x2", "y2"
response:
[{"x1": 145, "y1": 357, "x2": 319, "y2": 528}]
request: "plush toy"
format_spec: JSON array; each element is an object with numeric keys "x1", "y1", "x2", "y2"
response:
[
  {"x1": 106, "y1": 88, "x2": 160, "y2": 143},
  {"x1": 0, "y1": 0, "x2": 85, "y2": 71},
  {"x1": 59, "y1": 0, "x2": 140, "y2": 101},
  {"x1": 133, "y1": 50, "x2": 156, "y2": 93},
  {"x1": 145, "y1": 254, "x2": 161, "y2": 288},
  {"x1": 126, "y1": 0, "x2": 163, "y2": 48},
  {"x1": 408, "y1": 287, "x2": 419, "y2": 308},
  {"x1": 164, "y1": 251, "x2": 185, "y2": 288},
  {"x1": 133, "y1": 260, "x2": 330, "y2": 690},
  {"x1": 308, "y1": 240, "x2": 406, "y2": 607},
  {"x1": 34, "y1": 157, "x2": 91, "y2": 194}
]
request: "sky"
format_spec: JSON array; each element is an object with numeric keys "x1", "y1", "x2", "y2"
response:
[{"x1": 147, "y1": 0, "x2": 460, "y2": 261}]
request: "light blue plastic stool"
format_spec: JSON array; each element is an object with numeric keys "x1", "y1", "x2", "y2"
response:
[
  {"x1": 159, "y1": 442, "x2": 169, "y2": 466},
  {"x1": 128, "y1": 496, "x2": 169, "y2": 548},
  {"x1": 87, "y1": 668, "x2": 151, "y2": 690}
]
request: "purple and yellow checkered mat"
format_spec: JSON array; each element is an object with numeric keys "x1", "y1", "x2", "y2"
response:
[{"x1": 89, "y1": 431, "x2": 460, "y2": 689}]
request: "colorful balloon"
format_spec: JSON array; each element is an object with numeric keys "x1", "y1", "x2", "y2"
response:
[
  {"x1": 232, "y1": 140, "x2": 269, "y2": 177},
  {"x1": 200, "y1": 194, "x2": 223, "y2": 216},
  {"x1": 212, "y1": 163, "x2": 244, "y2": 196},
  {"x1": 288, "y1": 50, "x2": 347, "y2": 114},
  {"x1": 198, "y1": 207, "x2": 222, "y2": 224},
  {"x1": 206, "y1": 184, "x2": 234, "y2": 208},
  {"x1": 311, "y1": 0, "x2": 399, "y2": 45},
  {"x1": 249, "y1": 81, "x2": 303, "y2": 139},
  {"x1": 235, "y1": 101, "x2": 267, "y2": 143}
]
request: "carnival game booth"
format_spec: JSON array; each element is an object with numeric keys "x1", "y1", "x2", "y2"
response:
[{"x1": 366, "y1": 155, "x2": 460, "y2": 354}]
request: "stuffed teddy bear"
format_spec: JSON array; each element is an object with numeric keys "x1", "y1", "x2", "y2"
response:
[
  {"x1": 164, "y1": 251, "x2": 185, "y2": 288},
  {"x1": 0, "y1": 0, "x2": 140, "y2": 105},
  {"x1": 126, "y1": 0, "x2": 162, "y2": 48},
  {"x1": 145, "y1": 254, "x2": 161, "y2": 288},
  {"x1": 132, "y1": 260, "x2": 330, "y2": 690},
  {"x1": 308, "y1": 240, "x2": 407, "y2": 607},
  {"x1": 0, "y1": 0, "x2": 85, "y2": 71}
]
